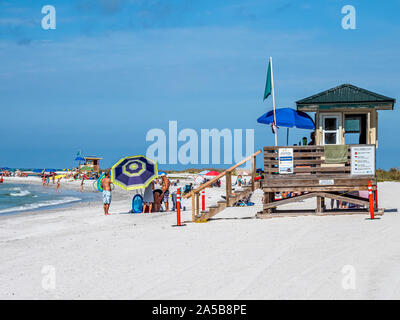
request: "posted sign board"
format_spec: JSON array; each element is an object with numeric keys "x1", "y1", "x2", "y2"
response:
[
  {"x1": 279, "y1": 148, "x2": 294, "y2": 174},
  {"x1": 351, "y1": 146, "x2": 375, "y2": 175}
]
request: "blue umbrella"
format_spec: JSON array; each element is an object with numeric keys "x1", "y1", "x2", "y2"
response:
[
  {"x1": 158, "y1": 171, "x2": 168, "y2": 176},
  {"x1": 257, "y1": 108, "x2": 315, "y2": 145}
]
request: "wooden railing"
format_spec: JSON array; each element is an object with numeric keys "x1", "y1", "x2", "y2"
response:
[
  {"x1": 183, "y1": 149, "x2": 262, "y2": 221},
  {"x1": 263, "y1": 145, "x2": 376, "y2": 192}
]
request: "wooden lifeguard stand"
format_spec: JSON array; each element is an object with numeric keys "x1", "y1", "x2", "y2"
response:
[
  {"x1": 258, "y1": 84, "x2": 395, "y2": 218},
  {"x1": 83, "y1": 156, "x2": 102, "y2": 173}
]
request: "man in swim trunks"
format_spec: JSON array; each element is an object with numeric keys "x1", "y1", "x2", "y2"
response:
[
  {"x1": 161, "y1": 174, "x2": 171, "y2": 212},
  {"x1": 101, "y1": 172, "x2": 112, "y2": 215}
]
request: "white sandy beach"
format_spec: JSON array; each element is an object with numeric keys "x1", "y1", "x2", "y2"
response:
[{"x1": 1, "y1": 176, "x2": 400, "y2": 299}]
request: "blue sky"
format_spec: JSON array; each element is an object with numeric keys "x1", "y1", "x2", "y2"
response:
[{"x1": 1, "y1": 0, "x2": 399, "y2": 169}]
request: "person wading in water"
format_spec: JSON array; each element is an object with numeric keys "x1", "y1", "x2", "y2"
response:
[{"x1": 101, "y1": 172, "x2": 112, "y2": 215}]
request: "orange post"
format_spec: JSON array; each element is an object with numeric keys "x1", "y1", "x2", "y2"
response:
[
  {"x1": 177, "y1": 188, "x2": 181, "y2": 226},
  {"x1": 368, "y1": 180, "x2": 375, "y2": 220},
  {"x1": 172, "y1": 188, "x2": 186, "y2": 227},
  {"x1": 201, "y1": 189, "x2": 205, "y2": 211}
]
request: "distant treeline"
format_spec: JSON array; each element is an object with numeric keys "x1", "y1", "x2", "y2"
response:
[{"x1": 377, "y1": 168, "x2": 400, "y2": 181}]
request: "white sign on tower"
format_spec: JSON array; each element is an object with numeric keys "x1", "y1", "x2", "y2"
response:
[
  {"x1": 351, "y1": 146, "x2": 375, "y2": 175},
  {"x1": 279, "y1": 148, "x2": 294, "y2": 174}
]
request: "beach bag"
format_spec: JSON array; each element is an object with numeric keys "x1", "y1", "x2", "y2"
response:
[{"x1": 132, "y1": 194, "x2": 144, "y2": 213}]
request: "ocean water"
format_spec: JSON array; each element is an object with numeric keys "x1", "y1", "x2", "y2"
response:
[{"x1": 0, "y1": 183, "x2": 101, "y2": 216}]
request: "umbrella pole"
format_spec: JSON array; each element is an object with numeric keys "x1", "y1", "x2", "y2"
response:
[
  {"x1": 270, "y1": 57, "x2": 278, "y2": 147},
  {"x1": 286, "y1": 128, "x2": 289, "y2": 146}
]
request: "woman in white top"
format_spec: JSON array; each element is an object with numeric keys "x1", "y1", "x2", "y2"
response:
[{"x1": 142, "y1": 181, "x2": 154, "y2": 213}]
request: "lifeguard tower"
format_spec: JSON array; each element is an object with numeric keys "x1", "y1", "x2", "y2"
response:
[
  {"x1": 259, "y1": 83, "x2": 395, "y2": 217},
  {"x1": 83, "y1": 156, "x2": 102, "y2": 173}
]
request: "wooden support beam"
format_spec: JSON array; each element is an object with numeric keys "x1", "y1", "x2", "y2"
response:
[
  {"x1": 191, "y1": 193, "x2": 195, "y2": 221},
  {"x1": 263, "y1": 192, "x2": 319, "y2": 210},
  {"x1": 317, "y1": 192, "x2": 370, "y2": 207},
  {"x1": 316, "y1": 196, "x2": 325, "y2": 214},
  {"x1": 195, "y1": 192, "x2": 200, "y2": 217},
  {"x1": 263, "y1": 192, "x2": 275, "y2": 213},
  {"x1": 263, "y1": 186, "x2": 376, "y2": 192},
  {"x1": 225, "y1": 171, "x2": 232, "y2": 207},
  {"x1": 251, "y1": 155, "x2": 256, "y2": 192}
]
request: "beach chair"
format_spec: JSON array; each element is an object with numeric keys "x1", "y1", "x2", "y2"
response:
[
  {"x1": 182, "y1": 184, "x2": 192, "y2": 195},
  {"x1": 233, "y1": 193, "x2": 254, "y2": 207}
]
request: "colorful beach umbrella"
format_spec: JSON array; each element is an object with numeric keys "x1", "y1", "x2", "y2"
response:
[
  {"x1": 205, "y1": 171, "x2": 220, "y2": 176},
  {"x1": 158, "y1": 171, "x2": 168, "y2": 176},
  {"x1": 111, "y1": 155, "x2": 158, "y2": 190}
]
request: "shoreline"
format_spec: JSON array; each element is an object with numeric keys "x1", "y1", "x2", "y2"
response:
[
  {"x1": 0, "y1": 174, "x2": 198, "y2": 221},
  {"x1": 0, "y1": 177, "x2": 125, "y2": 220}
]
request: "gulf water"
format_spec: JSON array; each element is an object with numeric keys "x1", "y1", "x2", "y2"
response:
[{"x1": 0, "y1": 183, "x2": 100, "y2": 216}]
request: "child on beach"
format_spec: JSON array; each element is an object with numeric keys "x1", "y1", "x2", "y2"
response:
[{"x1": 56, "y1": 178, "x2": 61, "y2": 192}]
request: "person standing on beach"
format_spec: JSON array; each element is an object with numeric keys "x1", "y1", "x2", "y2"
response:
[
  {"x1": 161, "y1": 174, "x2": 171, "y2": 212},
  {"x1": 142, "y1": 181, "x2": 154, "y2": 213},
  {"x1": 101, "y1": 172, "x2": 112, "y2": 215},
  {"x1": 152, "y1": 178, "x2": 162, "y2": 212},
  {"x1": 56, "y1": 178, "x2": 61, "y2": 192},
  {"x1": 80, "y1": 178, "x2": 84, "y2": 192}
]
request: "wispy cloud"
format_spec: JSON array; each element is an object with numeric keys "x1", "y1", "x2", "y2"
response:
[{"x1": 0, "y1": 18, "x2": 38, "y2": 26}]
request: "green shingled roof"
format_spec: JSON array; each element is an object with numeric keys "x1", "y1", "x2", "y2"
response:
[{"x1": 296, "y1": 84, "x2": 395, "y2": 110}]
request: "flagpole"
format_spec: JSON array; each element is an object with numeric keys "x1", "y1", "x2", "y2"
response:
[{"x1": 270, "y1": 56, "x2": 278, "y2": 146}]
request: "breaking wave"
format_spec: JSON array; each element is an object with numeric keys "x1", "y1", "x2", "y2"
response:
[{"x1": 0, "y1": 197, "x2": 81, "y2": 214}]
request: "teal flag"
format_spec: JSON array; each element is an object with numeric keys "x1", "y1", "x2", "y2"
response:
[
  {"x1": 263, "y1": 60, "x2": 272, "y2": 101},
  {"x1": 76, "y1": 150, "x2": 81, "y2": 156}
]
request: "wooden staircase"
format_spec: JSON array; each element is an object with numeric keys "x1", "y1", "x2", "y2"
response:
[
  {"x1": 198, "y1": 183, "x2": 261, "y2": 221},
  {"x1": 183, "y1": 150, "x2": 262, "y2": 222}
]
